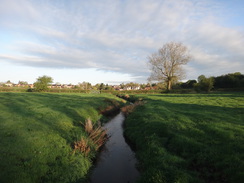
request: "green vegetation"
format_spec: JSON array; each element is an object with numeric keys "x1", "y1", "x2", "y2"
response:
[
  {"x1": 194, "y1": 75, "x2": 215, "y2": 93},
  {"x1": 175, "y1": 72, "x2": 244, "y2": 92},
  {"x1": 34, "y1": 75, "x2": 53, "y2": 92},
  {"x1": 124, "y1": 93, "x2": 244, "y2": 183},
  {"x1": 0, "y1": 92, "x2": 122, "y2": 183},
  {"x1": 214, "y1": 72, "x2": 244, "y2": 89},
  {"x1": 1, "y1": 91, "x2": 243, "y2": 183}
]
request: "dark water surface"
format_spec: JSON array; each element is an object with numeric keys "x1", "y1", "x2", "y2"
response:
[{"x1": 90, "y1": 112, "x2": 140, "y2": 183}]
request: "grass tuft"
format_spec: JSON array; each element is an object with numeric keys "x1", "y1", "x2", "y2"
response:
[
  {"x1": 73, "y1": 118, "x2": 108, "y2": 155},
  {"x1": 89, "y1": 126, "x2": 108, "y2": 150},
  {"x1": 73, "y1": 138, "x2": 91, "y2": 156},
  {"x1": 84, "y1": 118, "x2": 93, "y2": 134}
]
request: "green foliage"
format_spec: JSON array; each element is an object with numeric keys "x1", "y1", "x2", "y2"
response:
[
  {"x1": 214, "y1": 72, "x2": 244, "y2": 89},
  {"x1": 18, "y1": 81, "x2": 28, "y2": 85},
  {"x1": 180, "y1": 80, "x2": 197, "y2": 89},
  {"x1": 0, "y1": 93, "x2": 123, "y2": 183},
  {"x1": 34, "y1": 75, "x2": 53, "y2": 92},
  {"x1": 78, "y1": 82, "x2": 92, "y2": 90},
  {"x1": 176, "y1": 72, "x2": 244, "y2": 91},
  {"x1": 0, "y1": 87, "x2": 28, "y2": 92},
  {"x1": 194, "y1": 75, "x2": 214, "y2": 93},
  {"x1": 124, "y1": 93, "x2": 244, "y2": 183}
]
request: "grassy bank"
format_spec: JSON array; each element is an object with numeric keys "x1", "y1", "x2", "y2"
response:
[
  {"x1": 124, "y1": 92, "x2": 244, "y2": 183},
  {"x1": 0, "y1": 92, "x2": 122, "y2": 183}
]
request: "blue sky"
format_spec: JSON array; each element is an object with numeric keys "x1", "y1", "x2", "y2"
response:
[{"x1": 0, "y1": 0, "x2": 243, "y2": 85}]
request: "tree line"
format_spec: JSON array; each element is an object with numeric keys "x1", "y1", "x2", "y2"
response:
[
  {"x1": 198, "y1": 72, "x2": 243, "y2": 92},
  {"x1": 32, "y1": 72, "x2": 244, "y2": 93},
  {"x1": 149, "y1": 72, "x2": 244, "y2": 92}
]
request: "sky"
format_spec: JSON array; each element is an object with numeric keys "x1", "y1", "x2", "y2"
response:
[{"x1": 0, "y1": 0, "x2": 244, "y2": 85}]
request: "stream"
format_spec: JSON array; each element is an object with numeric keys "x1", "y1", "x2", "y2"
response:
[{"x1": 90, "y1": 112, "x2": 140, "y2": 183}]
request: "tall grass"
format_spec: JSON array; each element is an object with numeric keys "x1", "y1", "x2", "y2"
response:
[{"x1": 73, "y1": 118, "x2": 108, "y2": 156}]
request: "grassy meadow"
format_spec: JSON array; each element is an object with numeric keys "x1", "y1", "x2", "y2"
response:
[
  {"x1": 124, "y1": 92, "x2": 244, "y2": 183},
  {"x1": 0, "y1": 92, "x2": 123, "y2": 183}
]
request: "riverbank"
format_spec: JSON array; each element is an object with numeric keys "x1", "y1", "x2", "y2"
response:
[
  {"x1": 124, "y1": 93, "x2": 244, "y2": 183},
  {"x1": 0, "y1": 93, "x2": 124, "y2": 183}
]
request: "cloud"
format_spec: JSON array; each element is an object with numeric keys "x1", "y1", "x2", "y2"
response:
[{"x1": 0, "y1": 0, "x2": 244, "y2": 82}]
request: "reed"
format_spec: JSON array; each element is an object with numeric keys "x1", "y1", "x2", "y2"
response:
[
  {"x1": 73, "y1": 138, "x2": 91, "y2": 156},
  {"x1": 89, "y1": 127, "x2": 108, "y2": 150},
  {"x1": 74, "y1": 118, "x2": 108, "y2": 155},
  {"x1": 84, "y1": 118, "x2": 93, "y2": 134}
]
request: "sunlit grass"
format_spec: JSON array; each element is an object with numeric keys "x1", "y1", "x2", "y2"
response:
[
  {"x1": 0, "y1": 92, "x2": 122, "y2": 183},
  {"x1": 124, "y1": 92, "x2": 244, "y2": 183}
]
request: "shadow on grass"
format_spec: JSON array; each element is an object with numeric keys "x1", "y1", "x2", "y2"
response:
[
  {"x1": 146, "y1": 91, "x2": 244, "y2": 98},
  {"x1": 2, "y1": 93, "x2": 118, "y2": 140},
  {"x1": 0, "y1": 92, "x2": 120, "y2": 183}
]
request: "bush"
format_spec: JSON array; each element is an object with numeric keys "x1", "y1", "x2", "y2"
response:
[{"x1": 194, "y1": 75, "x2": 214, "y2": 93}]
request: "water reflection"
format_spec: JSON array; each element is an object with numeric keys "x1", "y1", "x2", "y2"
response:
[{"x1": 90, "y1": 112, "x2": 140, "y2": 183}]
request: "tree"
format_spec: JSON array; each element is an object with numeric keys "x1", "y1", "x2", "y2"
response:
[
  {"x1": 18, "y1": 81, "x2": 28, "y2": 85},
  {"x1": 98, "y1": 83, "x2": 105, "y2": 91},
  {"x1": 79, "y1": 82, "x2": 92, "y2": 90},
  {"x1": 125, "y1": 82, "x2": 140, "y2": 90},
  {"x1": 34, "y1": 75, "x2": 53, "y2": 92},
  {"x1": 214, "y1": 72, "x2": 244, "y2": 88},
  {"x1": 120, "y1": 83, "x2": 125, "y2": 89},
  {"x1": 181, "y1": 80, "x2": 197, "y2": 89},
  {"x1": 194, "y1": 75, "x2": 214, "y2": 93},
  {"x1": 148, "y1": 42, "x2": 191, "y2": 90}
]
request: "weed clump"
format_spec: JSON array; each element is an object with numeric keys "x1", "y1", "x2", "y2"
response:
[
  {"x1": 73, "y1": 138, "x2": 91, "y2": 156},
  {"x1": 73, "y1": 118, "x2": 108, "y2": 156}
]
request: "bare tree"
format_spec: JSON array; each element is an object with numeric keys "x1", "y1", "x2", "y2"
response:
[{"x1": 148, "y1": 42, "x2": 191, "y2": 90}]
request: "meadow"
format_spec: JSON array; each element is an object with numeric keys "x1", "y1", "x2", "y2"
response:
[
  {"x1": 124, "y1": 92, "x2": 244, "y2": 183},
  {"x1": 0, "y1": 92, "x2": 123, "y2": 183},
  {"x1": 1, "y1": 92, "x2": 243, "y2": 183}
]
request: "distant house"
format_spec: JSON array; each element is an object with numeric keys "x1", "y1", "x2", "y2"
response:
[
  {"x1": 124, "y1": 86, "x2": 140, "y2": 90},
  {"x1": 144, "y1": 87, "x2": 151, "y2": 90},
  {"x1": 124, "y1": 86, "x2": 132, "y2": 90},
  {"x1": 5, "y1": 83, "x2": 13, "y2": 87},
  {"x1": 29, "y1": 84, "x2": 34, "y2": 88},
  {"x1": 14, "y1": 84, "x2": 21, "y2": 87},
  {"x1": 132, "y1": 86, "x2": 140, "y2": 90},
  {"x1": 14, "y1": 84, "x2": 29, "y2": 87},
  {"x1": 63, "y1": 84, "x2": 74, "y2": 89},
  {"x1": 50, "y1": 84, "x2": 62, "y2": 89},
  {"x1": 112, "y1": 85, "x2": 121, "y2": 90}
]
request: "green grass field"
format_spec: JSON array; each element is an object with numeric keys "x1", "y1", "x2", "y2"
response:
[
  {"x1": 124, "y1": 93, "x2": 244, "y2": 183},
  {"x1": 0, "y1": 92, "x2": 122, "y2": 183}
]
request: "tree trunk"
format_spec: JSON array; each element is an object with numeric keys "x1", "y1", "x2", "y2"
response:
[{"x1": 167, "y1": 80, "x2": 172, "y2": 90}]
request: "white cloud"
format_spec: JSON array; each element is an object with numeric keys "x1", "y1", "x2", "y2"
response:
[{"x1": 0, "y1": 0, "x2": 244, "y2": 83}]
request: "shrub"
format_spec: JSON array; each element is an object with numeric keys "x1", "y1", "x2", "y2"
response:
[{"x1": 194, "y1": 75, "x2": 214, "y2": 93}]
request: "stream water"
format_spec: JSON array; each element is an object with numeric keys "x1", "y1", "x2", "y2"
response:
[{"x1": 90, "y1": 112, "x2": 140, "y2": 183}]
